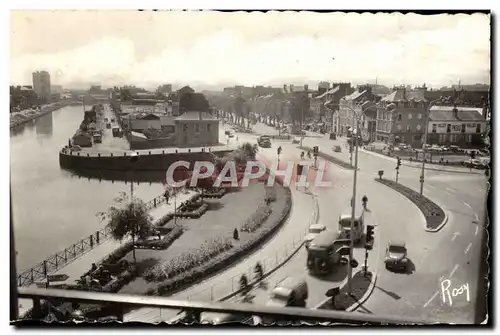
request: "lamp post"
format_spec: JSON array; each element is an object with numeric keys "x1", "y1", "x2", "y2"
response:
[
  {"x1": 335, "y1": 102, "x2": 366, "y2": 295},
  {"x1": 419, "y1": 99, "x2": 440, "y2": 197}
]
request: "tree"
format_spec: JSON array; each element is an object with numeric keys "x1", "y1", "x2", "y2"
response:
[
  {"x1": 288, "y1": 91, "x2": 310, "y2": 126},
  {"x1": 97, "y1": 192, "x2": 154, "y2": 262}
]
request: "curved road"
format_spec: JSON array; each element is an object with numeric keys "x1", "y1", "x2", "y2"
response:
[{"x1": 229, "y1": 123, "x2": 487, "y2": 324}]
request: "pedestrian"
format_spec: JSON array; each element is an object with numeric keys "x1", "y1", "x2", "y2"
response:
[{"x1": 233, "y1": 228, "x2": 239, "y2": 240}]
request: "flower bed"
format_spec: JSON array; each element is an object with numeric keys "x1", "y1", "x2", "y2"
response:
[
  {"x1": 375, "y1": 178, "x2": 446, "y2": 231},
  {"x1": 301, "y1": 145, "x2": 354, "y2": 170},
  {"x1": 241, "y1": 203, "x2": 273, "y2": 233},
  {"x1": 149, "y1": 186, "x2": 292, "y2": 298},
  {"x1": 156, "y1": 213, "x2": 174, "y2": 227},
  {"x1": 176, "y1": 203, "x2": 209, "y2": 219},
  {"x1": 202, "y1": 188, "x2": 227, "y2": 199},
  {"x1": 135, "y1": 226, "x2": 184, "y2": 250},
  {"x1": 143, "y1": 237, "x2": 233, "y2": 282}
]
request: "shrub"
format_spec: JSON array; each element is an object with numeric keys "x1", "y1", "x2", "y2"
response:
[
  {"x1": 241, "y1": 203, "x2": 272, "y2": 233},
  {"x1": 143, "y1": 237, "x2": 233, "y2": 282},
  {"x1": 136, "y1": 226, "x2": 184, "y2": 250},
  {"x1": 156, "y1": 213, "x2": 174, "y2": 227},
  {"x1": 101, "y1": 241, "x2": 134, "y2": 265}
]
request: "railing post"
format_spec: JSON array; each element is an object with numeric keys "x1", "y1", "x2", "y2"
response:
[
  {"x1": 31, "y1": 268, "x2": 34, "y2": 283},
  {"x1": 73, "y1": 244, "x2": 76, "y2": 255},
  {"x1": 154, "y1": 198, "x2": 157, "y2": 207},
  {"x1": 64, "y1": 248, "x2": 67, "y2": 262},
  {"x1": 90, "y1": 235, "x2": 94, "y2": 248},
  {"x1": 96, "y1": 231, "x2": 100, "y2": 244},
  {"x1": 81, "y1": 240, "x2": 84, "y2": 251},
  {"x1": 43, "y1": 260, "x2": 47, "y2": 277},
  {"x1": 55, "y1": 254, "x2": 58, "y2": 268}
]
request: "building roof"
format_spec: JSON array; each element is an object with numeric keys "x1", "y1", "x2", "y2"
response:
[
  {"x1": 429, "y1": 106, "x2": 485, "y2": 122},
  {"x1": 131, "y1": 131, "x2": 148, "y2": 139},
  {"x1": 381, "y1": 89, "x2": 426, "y2": 102},
  {"x1": 343, "y1": 90, "x2": 366, "y2": 101},
  {"x1": 315, "y1": 86, "x2": 340, "y2": 100},
  {"x1": 175, "y1": 111, "x2": 217, "y2": 121},
  {"x1": 138, "y1": 113, "x2": 161, "y2": 120}
]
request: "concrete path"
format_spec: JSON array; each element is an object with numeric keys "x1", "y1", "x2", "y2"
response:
[
  {"x1": 18, "y1": 190, "x2": 197, "y2": 317},
  {"x1": 125, "y1": 186, "x2": 318, "y2": 323}
]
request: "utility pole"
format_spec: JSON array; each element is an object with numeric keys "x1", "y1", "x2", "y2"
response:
[{"x1": 347, "y1": 117, "x2": 360, "y2": 295}]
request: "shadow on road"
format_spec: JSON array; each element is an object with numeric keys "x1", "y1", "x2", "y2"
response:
[
  {"x1": 375, "y1": 285, "x2": 401, "y2": 300},
  {"x1": 405, "y1": 258, "x2": 416, "y2": 275},
  {"x1": 205, "y1": 201, "x2": 225, "y2": 211},
  {"x1": 316, "y1": 264, "x2": 348, "y2": 282}
]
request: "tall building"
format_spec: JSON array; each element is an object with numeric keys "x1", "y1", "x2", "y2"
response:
[{"x1": 32, "y1": 71, "x2": 51, "y2": 103}]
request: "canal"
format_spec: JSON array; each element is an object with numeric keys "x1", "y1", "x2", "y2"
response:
[{"x1": 10, "y1": 105, "x2": 165, "y2": 272}]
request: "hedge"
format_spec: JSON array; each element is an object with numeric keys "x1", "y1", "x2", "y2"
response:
[
  {"x1": 300, "y1": 145, "x2": 354, "y2": 170},
  {"x1": 241, "y1": 203, "x2": 273, "y2": 233},
  {"x1": 135, "y1": 226, "x2": 184, "y2": 250}
]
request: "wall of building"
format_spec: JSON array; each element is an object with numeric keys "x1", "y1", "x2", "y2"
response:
[
  {"x1": 174, "y1": 120, "x2": 219, "y2": 147},
  {"x1": 428, "y1": 121, "x2": 487, "y2": 134}
]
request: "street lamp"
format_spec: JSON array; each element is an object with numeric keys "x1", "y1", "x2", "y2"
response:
[
  {"x1": 419, "y1": 99, "x2": 440, "y2": 197},
  {"x1": 335, "y1": 102, "x2": 368, "y2": 295}
]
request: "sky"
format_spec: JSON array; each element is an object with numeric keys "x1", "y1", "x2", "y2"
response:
[{"x1": 9, "y1": 11, "x2": 491, "y2": 90}]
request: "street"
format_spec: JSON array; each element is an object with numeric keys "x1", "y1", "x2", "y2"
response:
[{"x1": 229, "y1": 124, "x2": 487, "y2": 323}]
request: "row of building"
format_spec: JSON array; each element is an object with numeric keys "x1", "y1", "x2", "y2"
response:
[{"x1": 246, "y1": 82, "x2": 490, "y2": 148}]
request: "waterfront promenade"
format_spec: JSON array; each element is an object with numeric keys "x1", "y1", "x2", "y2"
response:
[{"x1": 17, "y1": 190, "x2": 198, "y2": 317}]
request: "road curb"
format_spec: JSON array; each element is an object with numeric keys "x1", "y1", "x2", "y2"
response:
[
  {"x1": 424, "y1": 209, "x2": 449, "y2": 233},
  {"x1": 219, "y1": 193, "x2": 320, "y2": 302},
  {"x1": 346, "y1": 271, "x2": 378, "y2": 312}
]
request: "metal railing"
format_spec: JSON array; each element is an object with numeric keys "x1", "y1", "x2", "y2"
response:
[
  {"x1": 127, "y1": 193, "x2": 319, "y2": 323},
  {"x1": 16, "y1": 192, "x2": 169, "y2": 287},
  {"x1": 14, "y1": 286, "x2": 426, "y2": 325}
]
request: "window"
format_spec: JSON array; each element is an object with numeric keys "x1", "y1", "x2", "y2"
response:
[
  {"x1": 397, "y1": 124, "x2": 402, "y2": 131},
  {"x1": 476, "y1": 123, "x2": 481, "y2": 133},
  {"x1": 446, "y1": 124, "x2": 451, "y2": 133},
  {"x1": 406, "y1": 125, "x2": 411, "y2": 132},
  {"x1": 467, "y1": 134, "x2": 472, "y2": 143},
  {"x1": 408, "y1": 113, "x2": 413, "y2": 119},
  {"x1": 207, "y1": 123, "x2": 211, "y2": 132},
  {"x1": 461, "y1": 124, "x2": 466, "y2": 133},
  {"x1": 194, "y1": 124, "x2": 199, "y2": 133},
  {"x1": 416, "y1": 124, "x2": 422, "y2": 132},
  {"x1": 450, "y1": 134, "x2": 457, "y2": 143},
  {"x1": 418, "y1": 113, "x2": 422, "y2": 119},
  {"x1": 432, "y1": 124, "x2": 437, "y2": 133},
  {"x1": 398, "y1": 114, "x2": 402, "y2": 121},
  {"x1": 439, "y1": 134, "x2": 445, "y2": 143}
]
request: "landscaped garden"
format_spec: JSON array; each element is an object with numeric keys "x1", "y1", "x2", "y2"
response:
[{"x1": 23, "y1": 142, "x2": 293, "y2": 322}]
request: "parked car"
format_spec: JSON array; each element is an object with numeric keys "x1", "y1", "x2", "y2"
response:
[
  {"x1": 304, "y1": 224, "x2": 327, "y2": 248},
  {"x1": 333, "y1": 145, "x2": 342, "y2": 153},
  {"x1": 384, "y1": 241, "x2": 408, "y2": 272},
  {"x1": 292, "y1": 137, "x2": 300, "y2": 144},
  {"x1": 257, "y1": 135, "x2": 272, "y2": 148}
]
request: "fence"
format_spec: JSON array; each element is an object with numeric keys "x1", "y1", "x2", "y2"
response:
[
  {"x1": 16, "y1": 192, "x2": 169, "y2": 287},
  {"x1": 130, "y1": 193, "x2": 320, "y2": 323}
]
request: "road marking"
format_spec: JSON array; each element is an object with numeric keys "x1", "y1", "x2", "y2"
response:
[
  {"x1": 446, "y1": 187, "x2": 455, "y2": 193},
  {"x1": 451, "y1": 231, "x2": 460, "y2": 241},
  {"x1": 475, "y1": 225, "x2": 479, "y2": 236},
  {"x1": 463, "y1": 202, "x2": 472, "y2": 209},
  {"x1": 465, "y1": 243, "x2": 472, "y2": 254},
  {"x1": 449, "y1": 264, "x2": 459, "y2": 277},
  {"x1": 427, "y1": 185, "x2": 435, "y2": 189},
  {"x1": 423, "y1": 291, "x2": 440, "y2": 308}
]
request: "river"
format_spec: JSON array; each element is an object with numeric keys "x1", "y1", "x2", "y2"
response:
[{"x1": 10, "y1": 105, "x2": 165, "y2": 272}]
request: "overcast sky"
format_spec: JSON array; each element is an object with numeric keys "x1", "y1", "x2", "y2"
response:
[{"x1": 10, "y1": 11, "x2": 490, "y2": 90}]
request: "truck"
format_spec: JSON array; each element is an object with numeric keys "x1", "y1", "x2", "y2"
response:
[
  {"x1": 338, "y1": 213, "x2": 364, "y2": 244},
  {"x1": 307, "y1": 230, "x2": 343, "y2": 275}
]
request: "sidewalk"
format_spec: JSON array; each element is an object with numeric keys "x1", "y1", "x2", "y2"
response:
[
  {"x1": 18, "y1": 190, "x2": 198, "y2": 317},
  {"x1": 125, "y1": 186, "x2": 318, "y2": 323},
  {"x1": 361, "y1": 148, "x2": 483, "y2": 174}
]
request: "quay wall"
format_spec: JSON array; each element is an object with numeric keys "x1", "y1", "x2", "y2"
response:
[{"x1": 59, "y1": 149, "x2": 233, "y2": 171}]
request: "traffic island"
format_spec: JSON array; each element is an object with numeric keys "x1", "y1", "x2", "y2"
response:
[
  {"x1": 375, "y1": 178, "x2": 447, "y2": 232},
  {"x1": 317, "y1": 271, "x2": 374, "y2": 311}
]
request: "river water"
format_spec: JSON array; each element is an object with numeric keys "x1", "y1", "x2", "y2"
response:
[{"x1": 10, "y1": 105, "x2": 165, "y2": 272}]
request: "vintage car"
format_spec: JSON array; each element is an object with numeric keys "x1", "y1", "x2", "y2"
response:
[
  {"x1": 304, "y1": 224, "x2": 327, "y2": 248},
  {"x1": 338, "y1": 214, "x2": 364, "y2": 244},
  {"x1": 333, "y1": 145, "x2": 342, "y2": 153},
  {"x1": 257, "y1": 135, "x2": 272, "y2": 148},
  {"x1": 384, "y1": 241, "x2": 408, "y2": 272}
]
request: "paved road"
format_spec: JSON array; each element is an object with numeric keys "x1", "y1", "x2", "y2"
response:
[{"x1": 238, "y1": 130, "x2": 487, "y2": 323}]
